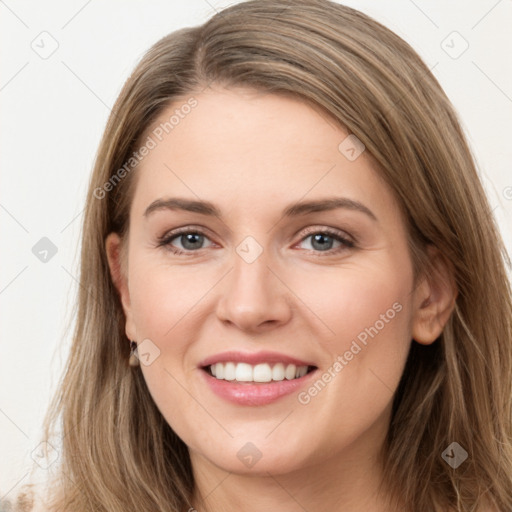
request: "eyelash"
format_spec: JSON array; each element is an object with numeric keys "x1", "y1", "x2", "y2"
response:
[{"x1": 156, "y1": 226, "x2": 355, "y2": 256}]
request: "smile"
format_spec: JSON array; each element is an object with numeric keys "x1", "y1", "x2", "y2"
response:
[{"x1": 206, "y1": 362, "x2": 314, "y2": 382}]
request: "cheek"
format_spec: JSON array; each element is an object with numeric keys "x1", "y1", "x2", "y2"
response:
[
  {"x1": 128, "y1": 260, "x2": 210, "y2": 344},
  {"x1": 288, "y1": 255, "x2": 414, "y2": 440},
  {"x1": 126, "y1": 262, "x2": 211, "y2": 441},
  {"x1": 290, "y1": 258, "x2": 413, "y2": 356}
]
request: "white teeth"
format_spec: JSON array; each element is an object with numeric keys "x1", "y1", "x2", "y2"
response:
[
  {"x1": 285, "y1": 364, "x2": 296, "y2": 380},
  {"x1": 224, "y1": 362, "x2": 236, "y2": 381},
  {"x1": 253, "y1": 363, "x2": 272, "y2": 382},
  {"x1": 214, "y1": 362, "x2": 223, "y2": 379},
  {"x1": 207, "y1": 362, "x2": 311, "y2": 382},
  {"x1": 272, "y1": 363, "x2": 285, "y2": 381},
  {"x1": 235, "y1": 362, "x2": 253, "y2": 382},
  {"x1": 295, "y1": 366, "x2": 308, "y2": 378}
]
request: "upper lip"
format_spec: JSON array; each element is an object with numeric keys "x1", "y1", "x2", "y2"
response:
[{"x1": 198, "y1": 350, "x2": 316, "y2": 368}]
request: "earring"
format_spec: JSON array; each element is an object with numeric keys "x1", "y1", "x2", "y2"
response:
[{"x1": 129, "y1": 340, "x2": 139, "y2": 367}]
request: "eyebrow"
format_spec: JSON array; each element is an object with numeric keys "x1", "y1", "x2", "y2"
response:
[{"x1": 143, "y1": 196, "x2": 377, "y2": 222}]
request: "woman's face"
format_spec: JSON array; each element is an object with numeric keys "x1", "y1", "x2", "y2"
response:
[{"x1": 107, "y1": 86, "x2": 430, "y2": 476}]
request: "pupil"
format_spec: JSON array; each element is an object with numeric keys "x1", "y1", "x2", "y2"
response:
[
  {"x1": 179, "y1": 233, "x2": 334, "y2": 251},
  {"x1": 312, "y1": 233, "x2": 332, "y2": 251},
  {"x1": 182, "y1": 233, "x2": 202, "y2": 250}
]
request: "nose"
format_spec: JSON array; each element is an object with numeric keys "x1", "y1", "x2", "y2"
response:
[{"x1": 215, "y1": 247, "x2": 293, "y2": 334}]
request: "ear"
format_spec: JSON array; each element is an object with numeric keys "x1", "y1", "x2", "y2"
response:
[
  {"x1": 105, "y1": 232, "x2": 137, "y2": 341},
  {"x1": 411, "y1": 245, "x2": 458, "y2": 345}
]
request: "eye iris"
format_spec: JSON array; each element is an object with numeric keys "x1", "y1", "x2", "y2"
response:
[
  {"x1": 181, "y1": 233, "x2": 203, "y2": 250},
  {"x1": 311, "y1": 233, "x2": 333, "y2": 251},
  {"x1": 169, "y1": 231, "x2": 343, "y2": 252}
]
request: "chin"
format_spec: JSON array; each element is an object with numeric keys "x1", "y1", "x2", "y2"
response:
[{"x1": 193, "y1": 437, "x2": 316, "y2": 476}]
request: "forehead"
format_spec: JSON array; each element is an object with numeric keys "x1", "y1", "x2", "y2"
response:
[{"x1": 129, "y1": 87, "x2": 396, "y2": 222}]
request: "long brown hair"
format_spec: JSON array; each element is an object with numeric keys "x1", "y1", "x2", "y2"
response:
[{"x1": 10, "y1": 1, "x2": 512, "y2": 510}]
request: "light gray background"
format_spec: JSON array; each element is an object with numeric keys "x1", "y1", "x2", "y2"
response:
[{"x1": 1, "y1": 0, "x2": 511, "y2": 501}]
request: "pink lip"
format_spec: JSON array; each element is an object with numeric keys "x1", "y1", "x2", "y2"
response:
[
  {"x1": 198, "y1": 350, "x2": 315, "y2": 368},
  {"x1": 200, "y1": 368, "x2": 318, "y2": 406}
]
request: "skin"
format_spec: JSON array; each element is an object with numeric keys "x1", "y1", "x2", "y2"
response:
[{"x1": 106, "y1": 86, "x2": 457, "y2": 512}]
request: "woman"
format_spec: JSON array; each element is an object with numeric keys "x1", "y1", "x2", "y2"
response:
[{"x1": 11, "y1": 0, "x2": 512, "y2": 510}]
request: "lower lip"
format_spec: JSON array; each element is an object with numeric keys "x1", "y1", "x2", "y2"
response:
[{"x1": 200, "y1": 368, "x2": 317, "y2": 406}]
